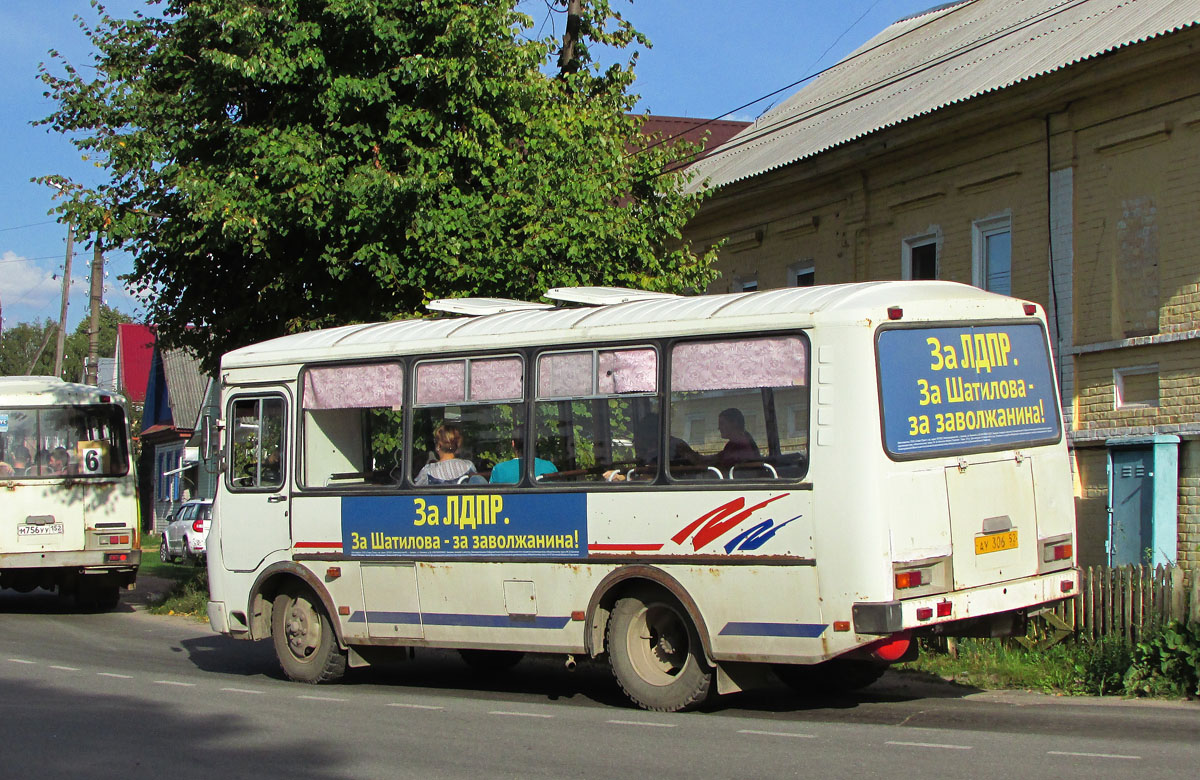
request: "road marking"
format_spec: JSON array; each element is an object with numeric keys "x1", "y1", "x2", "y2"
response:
[
  {"x1": 886, "y1": 741, "x2": 972, "y2": 750},
  {"x1": 738, "y1": 729, "x2": 816, "y2": 739},
  {"x1": 49, "y1": 665, "x2": 80, "y2": 672},
  {"x1": 97, "y1": 672, "x2": 134, "y2": 679},
  {"x1": 1047, "y1": 751, "x2": 1141, "y2": 760},
  {"x1": 388, "y1": 703, "x2": 444, "y2": 710},
  {"x1": 8, "y1": 659, "x2": 36, "y2": 665},
  {"x1": 154, "y1": 680, "x2": 196, "y2": 687},
  {"x1": 221, "y1": 687, "x2": 263, "y2": 695},
  {"x1": 298, "y1": 695, "x2": 348, "y2": 702},
  {"x1": 489, "y1": 711, "x2": 554, "y2": 719},
  {"x1": 607, "y1": 720, "x2": 676, "y2": 728}
]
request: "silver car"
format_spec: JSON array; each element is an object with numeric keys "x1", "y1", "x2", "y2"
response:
[{"x1": 160, "y1": 499, "x2": 213, "y2": 564}]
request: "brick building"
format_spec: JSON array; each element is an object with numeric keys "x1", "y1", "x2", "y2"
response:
[{"x1": 681, "y1": 0, "x2": 1200, "y2": 567}]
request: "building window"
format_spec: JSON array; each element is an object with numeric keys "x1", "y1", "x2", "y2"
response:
[
  {"x1": 740, "y1": 278, "x2": 758, "y2": 292},
  {"x1": 972, "y1": 215, "x2": 1012, "y2": 295},
  {"x1": 902, "y1": 233, "x2": 939, "y2": 280},
  {"x1": 1115, "y1": 365, "x2": 1159, "y2": 409},
  {"x1": 788, "y1": 261, "x2": 815, "y2": 287}
]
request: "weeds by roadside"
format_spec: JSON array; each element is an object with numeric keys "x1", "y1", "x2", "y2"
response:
[
  {"x1": 899, "y1": 622, "x2": 1199, "y2": 699},
  {"x1": 138, "y1": 533, "x2": 210, "y2": 618}
]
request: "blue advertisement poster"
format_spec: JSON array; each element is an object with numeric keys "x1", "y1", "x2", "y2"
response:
[
  {"x1": 341, "y1": 493, "x2": 587, "y2": 559},
  {"x1": 877, "y1": 323, "x2": 1061, "y2": 457}
]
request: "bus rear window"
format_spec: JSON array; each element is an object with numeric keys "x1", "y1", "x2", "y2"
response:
[
  {"x1": 877, "y1": 322, "x2": 1062, "y2": 459},
  {"x1": 0, "y1": 405, "x2": 129, "y2": 478}
]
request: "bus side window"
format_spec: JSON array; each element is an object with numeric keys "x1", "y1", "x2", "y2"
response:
[
  {"x1": 229, "y1": 397, "x2": 286, "y2": 490},
  {"x1": 300, "y1": 363, "x2": 404, "y2": 488},
  {"x1": 668, "y1": 336, "x2": 809, "y2": 481},
  {"x1": 533, "y1": 347, "x2": 658, "y2": 484}
]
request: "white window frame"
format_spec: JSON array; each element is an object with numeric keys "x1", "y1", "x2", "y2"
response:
[
  {"x1": 901, "y1": 231, "x2": 940, "y2": 280},
  {"x1": 787, "y1": 260, "x2": 815, "y2": 287},
  {"x1": 972, "y1": 214, "x2": 1012, "y2": 294}
]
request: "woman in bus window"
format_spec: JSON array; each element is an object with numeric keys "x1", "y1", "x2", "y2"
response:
[{"x1": 413, "y1": 424, "x2": 476, "y2": 486}]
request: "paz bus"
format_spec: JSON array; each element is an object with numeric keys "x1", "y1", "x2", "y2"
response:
[
  {"x1": 0, "y1": 376, "x2": 140, "y2": 609},
  {"x1": 205, "y1": 281, "x2": 1078, "y2": 711}
]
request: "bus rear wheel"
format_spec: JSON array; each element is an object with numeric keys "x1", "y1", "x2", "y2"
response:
[
  {"x1": 606, "y1": 589, "x2": 713, "y2": 712},
  {"x1": 271, "y1": 586, "x2": 347, "y2": 684}
]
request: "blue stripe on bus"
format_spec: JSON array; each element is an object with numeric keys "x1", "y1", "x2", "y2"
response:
[
  {"x1": 718, "y1": 621, "x2": 827, "y2": 638},
  {"x1": 348, "y1": 611, "x2": 570, "y2": 629}
]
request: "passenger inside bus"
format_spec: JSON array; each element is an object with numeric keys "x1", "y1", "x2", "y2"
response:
[
  {"x1": 489, "y1": 426, "x2": 557, "y2": 484},
  {"x1": 604, "y1": 413, "x2": 699, "y2": 482},
  {"x1": 49, "y1": 447, "x2": 71, "y2": 475},
  {"x1": 413, "y1": 423, "x2": 477, "y2": 486},
  {"x1": 7, "y1": 444, "x2": 31, "y2": 475},
  {"x1": 714, "y1": 407, "x2": 760, "y2": 469}
]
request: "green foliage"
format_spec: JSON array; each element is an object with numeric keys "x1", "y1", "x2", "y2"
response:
[
  {"x1": 0, "y1": 305, "x2": 132, "y2": 380},
  {"x1": 38, "y1": 0, "x2": 718, "y2": 372},
  {"x1": 1124, "y1": 621, "x2": 1200, "y2": 698}
]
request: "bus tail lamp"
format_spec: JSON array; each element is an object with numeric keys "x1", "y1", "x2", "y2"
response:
[
  {"x1": 936, "y1": 600, "x2": 952, "y2": 617},
  {"x1": 1044, "y1": 542, "x2": 1072, "y2": 562},
  {"x1": 1061, "y1": 580, "x2": 1075, "y2": 594},
  {"x1": 916, "y1": 607, "x2": 933, "y2": 621},
  {"x1": 105, "y1": 552, "x2": 130, "y2": 563},
  {"x1": 1038, "y1": 534, "x2": 1074, "y2": 574},
  {"x1": 887, "y1": 306, "x2": 904, "y2": 320},
  {"x1": 894, "y1": 570, "x2": 927, "y2": 590},
  {"x1": 869, "y1": 632, "x2": 912, "y2": 662},
  {"x1": 1023, "y1": 303, "x2": 1037, "y2": 315}
]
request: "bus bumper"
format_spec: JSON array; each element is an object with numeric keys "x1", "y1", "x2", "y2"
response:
[
  {"x1": 0, "y1": 548, "x2": 140, "y2": 573},
  {"x1": 853, "y1": 568, "x2": 1079, "y2": 635}
]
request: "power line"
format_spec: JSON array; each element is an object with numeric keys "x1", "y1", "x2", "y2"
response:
[{"x1": 0, "y1": 220, "x2": 58, "y2": 233}]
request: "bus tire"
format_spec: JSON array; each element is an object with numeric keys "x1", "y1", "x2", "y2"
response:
[
  {"x1": 774, "y1": 659, "x2": 887, "y2": 696},
  {"x1": 459, "y1": 649, "x2": 525, "y2": 673},
  {"x1": 606, "y1": 590, "x2": 713, "y2": 712},
  {"x1": 271, "y1": 586, "x2": 347, "y2": 684}
]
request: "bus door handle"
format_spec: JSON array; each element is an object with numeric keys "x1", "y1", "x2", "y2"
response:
[{"x1": 267, "y1": 494, "x2": 287, "y2": 503}]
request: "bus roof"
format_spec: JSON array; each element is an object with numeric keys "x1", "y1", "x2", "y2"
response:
[
  {"x1": 222, "y1": 281, "x2": 1037, "y2": 370},
  {"x1": 0, "y1": 376, "x2": 126, "y2": 406}
]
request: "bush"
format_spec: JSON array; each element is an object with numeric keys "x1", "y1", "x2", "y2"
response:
[{"x1": 1124, "y1": 621, "x2": 1200, "y2": 698}]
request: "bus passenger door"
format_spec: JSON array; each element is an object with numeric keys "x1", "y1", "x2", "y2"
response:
[{"x1": 220, "y1": 395, "x2": 291, "y2": 572}]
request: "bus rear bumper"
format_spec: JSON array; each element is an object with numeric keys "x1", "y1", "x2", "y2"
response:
[
  {"x1": 853, "y1": 568, "x2": 1079, "y2": 635},
  {"x1": 0, "y1": 548, "x2": 140, "y2": 572}
]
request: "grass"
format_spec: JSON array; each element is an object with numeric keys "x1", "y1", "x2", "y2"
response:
[{"x1": 138, "y1": 532, "x2": 211, "y2": 618}]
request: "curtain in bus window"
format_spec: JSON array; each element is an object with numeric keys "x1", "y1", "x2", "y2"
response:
[
  {"x1": 597, "y1": 349, "x2": 657, "y2": 394},
  {"x1": 302, "y1": 363, "x2": 403, "y2": 409},
  {"x1": 537, "y1": 351, "x2": 593, "y2": 398},
  {"x1": 416, "y1": 361, "x2": 466, "y2": 405},
  {"x1": 469, "y1": 357, "x2": 523, "y2": 401},
  {"x1": 671, "y1": 337, "x2": 806, "y2": 391}
]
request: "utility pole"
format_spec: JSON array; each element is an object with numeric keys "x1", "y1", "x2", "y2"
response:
[
  {"x1": 557, "y1": 0, "x2": 583, "y2": 77},
  {"x1": 85, "y1": 236, "x2": 104, "y2": 385},
  {"x1": 53, "y1": 221, "x2": 74, "y2": 378}
]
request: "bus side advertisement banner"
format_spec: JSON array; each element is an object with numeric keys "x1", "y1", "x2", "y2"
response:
[
  {"x1": 877, "y1": 323, "x2": 1061, "y2": 456},
  {"x1": 341, "y1": 493, "x2": 587, "y2": 559}
]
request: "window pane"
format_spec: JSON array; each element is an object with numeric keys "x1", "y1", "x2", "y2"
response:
[
  {"x1": 597, "y1": 349, "x2": 657, "y2": 394},
  {"x1": 303, "y1": 363, "x2": 402, "y2": 409},
  {"x1": 0, "y1": 405, "x2": 129, "y2": 478},
  {"x1": 985, "y1": 230, "x2": 1011, "y2": 295},
  {"x1": 537, "y1": 352, "x2": 594, "y2": 399},
  {"x1": 469, "y1": 357, "x2": 524, "y2": 402},
  {"x1": 410, "y1": 404, "x2": 522, "y2": 486},
  {"x1": 535, "y1": 398, "x2": 659, "y2": 484},
  {"x1": 671, "y1": 337, "x2": 806, "y2": 392},
  {"x1": 910, "y1": 242, "x2": 937, "y2": 280},
  {"x1": 416, "y1": 361, "x2": 466, "y2": 406},
  {"x1": 229, "y1": 398, "x2": 285, "y2": 490}
]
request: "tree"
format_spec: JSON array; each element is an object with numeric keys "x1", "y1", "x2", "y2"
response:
[
  {"x1": 38, "y1": 0, "x2": 718, "y2": 371},
  {"x1": 0, "y1": 305, "x2": 131, "y2": 380}
]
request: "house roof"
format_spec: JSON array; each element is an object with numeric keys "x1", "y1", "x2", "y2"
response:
[
  {"x1": 639, "y1": 115, "x2": 751, "y2": 151},
  {"x1": 114, "y1": 323, "x2": 155, "y2": 403},
  {"x1": 686, "y1": 0, "x2": 1200, "y2": 192},
  {"x1": 161, "y1": 348, "x2": 208, "y2": 433}
]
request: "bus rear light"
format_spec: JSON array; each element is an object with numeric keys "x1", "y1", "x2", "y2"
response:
[
  {"x1": 894, "y1": 570, "x2": 927, "y2": 589},
  {"x1": 1043, "y1": 542, "x2": 1072, "y2": 562},
  {"x1": 1023, "y1": 303, "x2": 1037, "y2": 315},
  {"x1": 936, "y1": 600, "x2": 952, "y2": 617},
  {"x1": 105, "y1": 552, "x2": 129, "y2": 563},
  {"x1": 916, "y1": 607, "x2": 933, "y2": 621},
  {"x1": 870, "y1": 632, "x2": 912, "y2": 662},
  {"x1": 1061, "y1": 580, "x2": 1075, "y2": 594},
  {"x1": 887, "y1": 306, "x2": 904, "y2": 320}
]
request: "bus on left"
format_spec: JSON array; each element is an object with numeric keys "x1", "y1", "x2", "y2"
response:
[{"x1": 0, "y1": 376, "x2": 140, "y2": 609}]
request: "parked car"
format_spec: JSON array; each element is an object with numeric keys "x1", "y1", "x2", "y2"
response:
[{"x1": 160, "y1": 499, "x2": 213, "y2": 564}]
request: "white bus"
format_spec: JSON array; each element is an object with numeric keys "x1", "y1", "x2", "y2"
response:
[
  {"x1": 0, "y1": 377, "x2": 140, "y2": 609},
  {"x1": 206, "y1": 282, "x2": 1078, "y2": 711}
]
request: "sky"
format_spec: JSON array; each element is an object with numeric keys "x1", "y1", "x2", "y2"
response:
[{"x1": 0, "y1": 0, "x2": 939, "y2": 333}]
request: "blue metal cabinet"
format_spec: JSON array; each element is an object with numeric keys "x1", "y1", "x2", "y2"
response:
[{"x1": 1106, "y1": 435, "x2": 1179, "y2": 566}]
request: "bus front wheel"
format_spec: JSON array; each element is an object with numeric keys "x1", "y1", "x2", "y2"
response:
[
  {"x1": 271, "y1": 586, "x2": 347, "y2": 684},
  {"x1": 606, "y1": 590, "x2": 713, "y2": 712}
]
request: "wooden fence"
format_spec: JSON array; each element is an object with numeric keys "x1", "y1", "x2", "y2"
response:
[{"x1": 1039, "y1": 564, "x2": 1199, "y2": 644}]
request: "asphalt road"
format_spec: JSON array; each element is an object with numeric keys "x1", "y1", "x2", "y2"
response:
[{"x1": 1, "y1": 583, "x2": 1197, "y2": 779}]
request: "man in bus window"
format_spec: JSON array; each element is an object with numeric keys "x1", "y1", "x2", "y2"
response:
[
  {"x1": 715, "y1": 408, "x2": 759, "y2": 469},
  {"x1": 49, "y1": 447, "x2": 71, "y2": 475},
  {"x1": 8, "y1": 444, "x2": 31, "y2": 476},
  {"x1": 489, "y1": 426, "x2": 557, "y2": 484}
]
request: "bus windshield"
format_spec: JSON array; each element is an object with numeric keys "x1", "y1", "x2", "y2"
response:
[{"x1": 0, "y1": 404, "x2": 130, "y2": 478}]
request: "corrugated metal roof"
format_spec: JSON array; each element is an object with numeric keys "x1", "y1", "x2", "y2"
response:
[
  {"x1": 687, "y1": 0, "x2": 1200, "y2": 191},
  {"x1": 161, "y1": 348, "x2": 208, "y2": 431},
  {"x1": 222, "y1": 280, "x2": 1030, "y2": 369}
]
